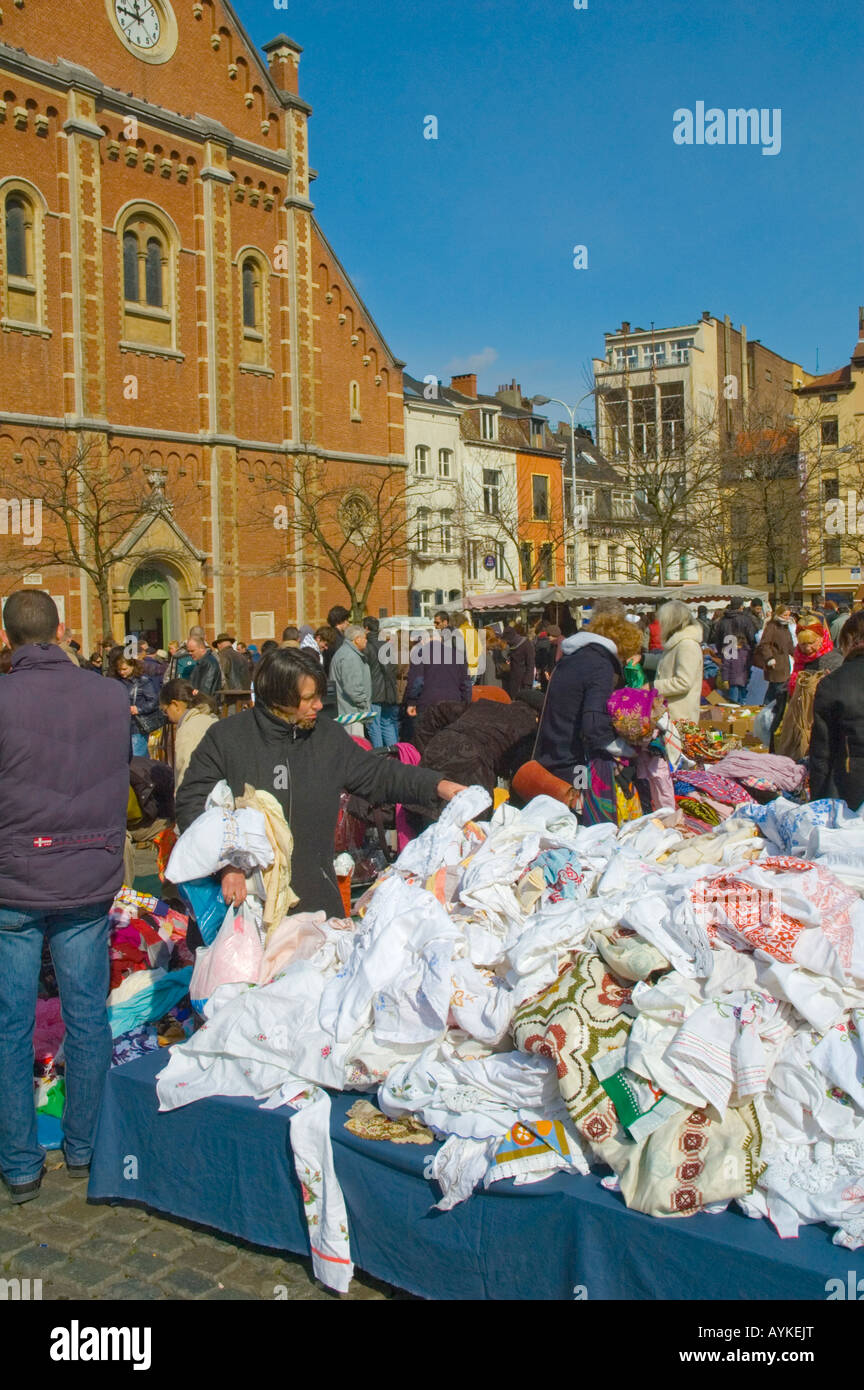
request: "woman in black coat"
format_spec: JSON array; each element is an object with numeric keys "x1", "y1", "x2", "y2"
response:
[
  {"x1": 501, "y1": 625, "x2": 536, "y2": 699},
  {"x1": 109, "y1": 652, "x2": 161, "y2": 758},
  {"x1": 809, "y1": 610, "x2": 864, "y2": 810},
  {"x1": 534, "y1": 614, "x2": 643, "y2": 823}
]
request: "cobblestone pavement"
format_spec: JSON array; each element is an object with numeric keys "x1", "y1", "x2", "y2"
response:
[{"x1": 0, "y1": 1152, "x2": 411, "y2": 1300}]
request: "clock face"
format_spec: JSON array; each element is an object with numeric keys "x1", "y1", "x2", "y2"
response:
[{"x1": 114, "y1": 0, "x2": 162, "y2": 50}]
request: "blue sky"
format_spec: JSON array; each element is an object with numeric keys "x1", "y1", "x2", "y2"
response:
[{"x1": 239, "y1": 0, "x2": 862, "y2": 430}]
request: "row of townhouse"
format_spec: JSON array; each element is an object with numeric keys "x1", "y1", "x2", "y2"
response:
[
  {"x1": 406, "y1": 303, "x2": 861, "y2": 614},
  {"x1": 403, "y1": 373, "x2": 644, "y2": 616}
]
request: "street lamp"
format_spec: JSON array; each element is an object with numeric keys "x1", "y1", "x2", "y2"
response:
[{"x1": 531, "y1": 390, "x2": 598, "y2": 583}]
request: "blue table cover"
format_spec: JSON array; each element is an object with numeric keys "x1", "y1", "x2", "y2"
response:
[{"x1": 89, "y1": 1051, "x2": 864, "y2": 1300}]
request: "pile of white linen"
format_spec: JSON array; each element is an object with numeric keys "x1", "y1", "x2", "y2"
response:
[{"x1": 157, "y1": 788, "x2": 864, "y2": 1288}]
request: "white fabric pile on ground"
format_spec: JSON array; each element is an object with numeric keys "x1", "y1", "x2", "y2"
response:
[{"x1": 157, "y1": 787, "x2": 864, "y2": 1289}]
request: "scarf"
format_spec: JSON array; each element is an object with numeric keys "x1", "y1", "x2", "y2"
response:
[{"x1": 789, "y1": 627, "x2": 833, "y2": 694}]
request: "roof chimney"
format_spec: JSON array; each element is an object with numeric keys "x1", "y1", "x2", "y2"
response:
[
  {"x1": 621, "y1": 321, "x2": 630, "y2": 334},
  {"x1": 702, "y1": 310, "x2": 711, "y2": 321},
  {"x1": 450, "y1": 373, "x2": 477, "y2": 398}
]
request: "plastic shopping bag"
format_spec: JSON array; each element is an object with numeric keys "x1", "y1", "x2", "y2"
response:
[
  {"x1": 176, "y1": 875, "x2": 228, "y2": 946},
  {"x1": 753, "y1": 701, "x2": 775, "y2": 748},
  {"x1": 189, "y1": 902, "x2": 264, "y2": 1012}
]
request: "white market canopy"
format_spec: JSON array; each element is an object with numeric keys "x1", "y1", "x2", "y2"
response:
[{"x1": 454, "y1": 582, "x2": 769, "y2": 613}]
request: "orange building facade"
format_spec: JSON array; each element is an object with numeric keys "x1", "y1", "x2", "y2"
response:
[{"x1": 0, "y1": 0, "x2": 407, "y2": 650}]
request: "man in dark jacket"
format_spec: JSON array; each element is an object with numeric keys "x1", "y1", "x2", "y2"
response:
[
  {"x1": 321, "y1": 605, "x2": 351, "y2": 676},
  {"x1": 405, "y1": 627, "x2": 472, "y2": 714},
  {"x1": 176, "y1": 648, "x2": 465, "y2": 917},
  {"x1": 0, "y1": 591, "x2": 130, "y2": 1202},
  {"x1": 187, "y1": 633, "x2": 222, "y2": 698},
  {"x1": 363, "y1": 616, "x2": 400, "y2": 747}
]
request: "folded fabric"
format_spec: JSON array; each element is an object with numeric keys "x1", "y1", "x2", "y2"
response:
[
  {"x1": 712, "y1": 751, "x2": 806, "y2": 794},
  {"x1": 673, "y1": 769, "x2": 755, "y2": 806},
  {"x1": 167, "y1": 780, "x2": 274, "y2": 881},
  {"x1": 106, "y1": 965, "x2": 192, "y2": 1038}
]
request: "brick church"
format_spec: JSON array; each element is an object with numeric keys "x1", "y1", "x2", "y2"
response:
[{"x1": 0, "y1": 0, "x2": 409, "y2": 652}]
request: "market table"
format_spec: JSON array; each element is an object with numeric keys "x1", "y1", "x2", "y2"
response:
[{"x1": 89, "y1": 1051, "x2": 864, "y2": 1301}]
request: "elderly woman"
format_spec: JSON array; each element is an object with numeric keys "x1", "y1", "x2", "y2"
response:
[
  {"x1": 773, "y1": 611, "x2": 842, "y2": 760},
  {"x1": 652, "y1": 600, "x2": 705, "y2": 723},
  {"x1": 810, "y1": 610, "x2": 864, "y2": 809},
  {"x1": 175, "y1": 647, "x2": 467, "y2": 915}
]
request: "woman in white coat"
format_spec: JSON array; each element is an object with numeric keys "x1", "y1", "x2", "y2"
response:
[{"x1": 653, "y1": 600, "x2": 705, "y2": 722}]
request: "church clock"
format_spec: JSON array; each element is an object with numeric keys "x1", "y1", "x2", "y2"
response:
[{"x1": 105, "y1": 0, "x2": 178, "y2": 63}]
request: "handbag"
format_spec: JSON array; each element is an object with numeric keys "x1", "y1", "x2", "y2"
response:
[
  {"x1": 131, "y1": 678, "x2": 165, "y2": 735},
  {"x1": 134, "y1": 708, "x2": 165, "y2": 734}
]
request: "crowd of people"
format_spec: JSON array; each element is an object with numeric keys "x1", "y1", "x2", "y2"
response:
[{"x1": 3, "y1": 581, "x2": 864, "y2": 1206}]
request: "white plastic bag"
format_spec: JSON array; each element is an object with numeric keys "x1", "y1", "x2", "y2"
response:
[
  {"x1": 190, "y1": 901, "x2": 264, "y2": 1011},
  {"x1": 753, "y1": 702, "x2": 775, "y2": 748}
]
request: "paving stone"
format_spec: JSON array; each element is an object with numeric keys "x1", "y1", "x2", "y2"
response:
[
  {"x1": 23, "y1": 1220, "x2": 90, "y2": 1254},
  {"x1": 185, "y1": 1244, "x2": 243, "y2": 1277},
  {"x1": 23, "y1": 1184, "x2": 79, "y2": 1212},
  {"x1": 100, "y1": 1277, "x2": 166, "y2": 1301},
  {"x1": 0, "y1": 1226, "x2": 31, "y2": 1258},
  {"x1": 132, "y1": 1228, "x2": 195, "y2": 1260},
  {"x1": 11, "y1": 1243, "x2": 68, "y2": 1274},
  {"x1": 203, "y1": 1286, "x2": 258, "y2": 1300},
  {"x1": 110, "y1": 1248, "x2": 172, "y2": 1282},
  {"x1": 41, "y1": 1281, "x2": 86, "y2": 1302},
  {"x1": 96, "y1": 1210, "x2": 152, "y2": 1238},
  {"x1": 54, "y1": 1200, "x2": 114, "y2": 1229},
  {"x1": 158, "y1": 1267, "x2": 216, "y2": 1298},
  {"x1": 61, "y1": 1254, "x2": 118, "y2": 1287},
  {"x1": 77, "y1": 1236, "x2": 131, "y2": 1264}
]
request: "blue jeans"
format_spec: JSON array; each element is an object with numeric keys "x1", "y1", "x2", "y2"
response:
[
  {"x1": 727, "y1": 685, "x2": 747, "y2": 704},
  {"x1": 131, "y1": 728, "x2": 149, "y2": 756},
  {"x1": 365, "y1": 704, "x2": 383, "y2": 748},
  {"x1": 0, "y1": 900, "x2": 113, "y2": 1183},
  {"x1": 378, "y1": 703, "x2": 401, "y2": 747}
]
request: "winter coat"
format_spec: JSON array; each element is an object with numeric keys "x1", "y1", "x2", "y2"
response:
[
  {"x1": 190, "y1": 650, "x2": 222, "y2": 698},
  {"x1": 502, "y1": 633, "x2": 536, "y2": 698},
  {"x1": 366, "y1": 636, "x2": 398, "y2": 706},
  {"x1": 117, "y1": 672, "x2": 161, "y2": 733},
  {"x1": 810, "y1": 650, "x2": 864, "y2": 810},
  {"x1": 173, "y1": 703, "x2": 218, "y2": 789},
  {"x1": 329, "y1": 640, "x2": 373, "y2": 720},
  {"x1": 710, "y1": 608, "x2": 755, "y2": 685},
  {"x1": 417, "y1": 698, "x2": 539, "y2": 799},
  {"x1": 534, "y1": 632, "x2": 624, "y2": 784},
  {"x1": 216, "y1": 646, "x2": 252, "y2": 691},
  {"x1": 0, "y1": 643, "x2": 130, "y2": 909},
  {"x1": 653, "y1": 623, "x2": 704, "y2": 722},
  {"x1": 752, "y1": 619, "x2": 795, "y2": 685},
  {"x1": 406, "y1": 630, "x2": 472, "y2": 709},
  {"x1": 175, "y1": 704, "x2": 442, "y2": 916}
]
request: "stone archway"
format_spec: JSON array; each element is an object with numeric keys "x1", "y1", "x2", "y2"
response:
[
  {"x1": 111, "y1": 548, "x2": 206, "y2": 645},
  {"x1": 109, "y1": 473, "x2": 208, "y2": 644}
]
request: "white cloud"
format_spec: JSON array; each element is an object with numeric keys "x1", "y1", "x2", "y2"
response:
[{"x1": 445, "y1": 346, "x2": 499, "y2": 374}]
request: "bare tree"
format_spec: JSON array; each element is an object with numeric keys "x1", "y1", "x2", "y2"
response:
[
  {"x1": 263, "y1": 454, "x2": 412, "y2": 619},
  {"x1": 0, "y1": 432, "x2": 167, "y2": 642},
  {"x1": 690, "y1": 395, "x2": 843, "y2": 604}
]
